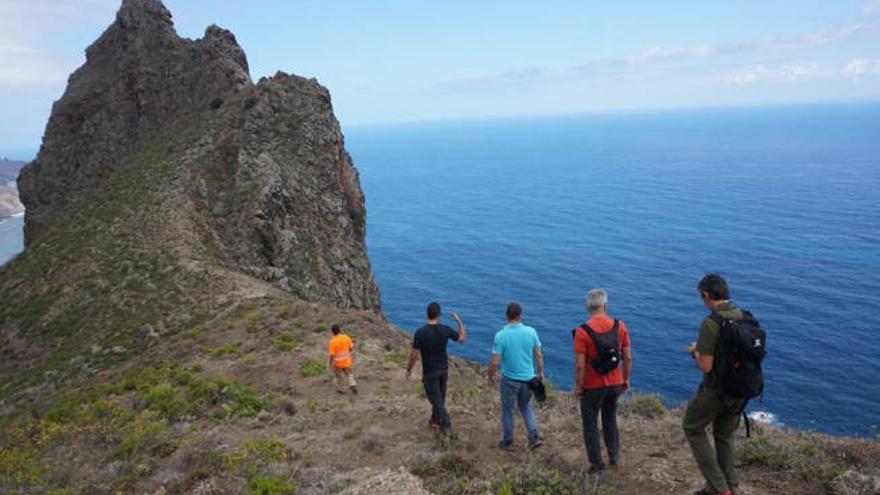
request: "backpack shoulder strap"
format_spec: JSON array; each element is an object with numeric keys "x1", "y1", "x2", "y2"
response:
[
  {"x1": 610, "y1": 319, "x2": 621, "y2": 346},
  {"x1": 740, "y1": 309, "x2": 760, "y2": 326},
  {"x1": 582, "y1": 323, "x2": 597, "y2": 338}
]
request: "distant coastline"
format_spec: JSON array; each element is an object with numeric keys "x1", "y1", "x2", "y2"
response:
[{"x1": 0, "y1": 185, "x2": 24, "y2": 219}]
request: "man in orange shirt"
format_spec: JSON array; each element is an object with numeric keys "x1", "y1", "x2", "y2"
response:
[
  {"x1": 573, "y1": 288, "x2": 633, "y2": 474},
  {"x1": 328, "y1": 324, "x2": 357, "y2": 394}
]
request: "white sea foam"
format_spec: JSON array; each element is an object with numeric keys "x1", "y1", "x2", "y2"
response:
[
  {"x1": 11, "y1": 211, "x2": 24, "y2": 218},
  {"x1": 748, "y1": 411, "x2": 779, "y2": 425}
]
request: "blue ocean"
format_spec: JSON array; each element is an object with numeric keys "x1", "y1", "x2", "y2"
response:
[
  {"x1": 1, "y1": 104, "x2": 878, "y2": 436},
  {"x1": 345, "y1": 103, "x2": 880, "y2": 437},
  {"x1": 0, "y1": 214, "x2": 24, "y2": 265}
]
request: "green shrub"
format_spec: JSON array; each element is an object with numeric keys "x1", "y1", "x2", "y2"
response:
[
  {"x1": 248, "y1": 475, "x2": 296, "y2": 495},
  {"x1": 114, "y1": 412, "x2": 177, "y2": 460},
  {"x1": 621, "y1": 393, "x2": 666, "y2": 418},
  {"x1": 211, "y1": 379, "x2": 270, "y2": 419},
  {"x1": 244, "y1": 312, "x2": 268, "y2": 334},
  {"x1": 209, "y1": 343, "x2": 241, "y2": 358},
  {"x1": 143, "y1": 384, "x2": 189, "y2": 421},
  {"x1": 313, "y1": 323, "x2": 329, "y2": 334},
  {"x1": 412, "y1": 452, "x2": 474, "y2": 478},
  {"x1": 226, "y1": 436, "x2": 289, "y2": 477},
  {"x1": 209, "y1": 97, "x2": 224, "y2": 109},
  {"x1": 275, "y1": 331, "x2": 298, "y2": 351},
  {"x1": 737, "y1": 435, "x2": 840, "y2": 483},
  {"x1": 450, "y1": 383, "x2": 490, "y2": 405},
  {"x1": 383, "y1": 349, "x2": 409, "y2": 367},
  {"x1": 298, "y1": 359, "x2": 325, "y2": 378},
  {"x1": 491, "y1": 468, "x2": 578, "y2": 495}
]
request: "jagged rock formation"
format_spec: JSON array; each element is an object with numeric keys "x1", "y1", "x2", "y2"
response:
[{"x1": 17, "y1": 0, "x2": 379, "y2": 310}]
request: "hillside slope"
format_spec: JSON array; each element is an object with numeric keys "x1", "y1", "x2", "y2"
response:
[{"x1": 2, "y1": 293, "x2": 878, "y2": 494}]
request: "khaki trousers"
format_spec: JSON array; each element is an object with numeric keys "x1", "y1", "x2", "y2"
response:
[
  {"x1": 682, "y1": 386, "x2": 745, "y2": 494},
  {"x1": 334, "y1": 367, "x2": 356, "y2": 392}
]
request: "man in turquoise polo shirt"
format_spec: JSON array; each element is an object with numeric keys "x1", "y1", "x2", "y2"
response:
[{"x1": 487, "y1": 302, "x2": 544, "y2": 450}]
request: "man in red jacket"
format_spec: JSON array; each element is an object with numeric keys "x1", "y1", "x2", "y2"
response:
[{"x1": 573, "y1": 288, "x2": 633, "y2": 474}]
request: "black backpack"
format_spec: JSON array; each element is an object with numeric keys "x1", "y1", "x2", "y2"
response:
[
  {"x1": 710, "y1": 310, "x2": 766, "y2": 401},
  {"x1": 572, "y1": 320, "x2": 622, "y2": 375}
]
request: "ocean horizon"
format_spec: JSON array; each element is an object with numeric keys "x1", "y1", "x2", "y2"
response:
[{"x1": 2, "y1": 103, "x2": 878, "y2": 437}]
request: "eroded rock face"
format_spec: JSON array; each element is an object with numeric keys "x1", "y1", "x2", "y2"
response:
[
  {"x1": 20, "y1": 0, "x2": 250, "y2": 243},
  {"x1": 17, "y1": 0, "x2": 380, "y2": 310}
]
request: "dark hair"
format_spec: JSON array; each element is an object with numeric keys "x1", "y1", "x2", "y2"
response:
[
  {"x1": 331, "y1": 324, "x2": 341, "y2": 335},
  {"x1": 697, "y1": 273, "x2": 730, "y2": 301},
  {"x1": 427, "y1": 302, "x2": 441, "y2": 320},
  {"x1": 506, "y1": 302, "x2": 522, "y2": 321}
]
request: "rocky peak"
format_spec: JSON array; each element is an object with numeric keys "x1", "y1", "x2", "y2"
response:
[
  {"x1": 16, "y1": 0, "x2": 380, "y2": 310},
  {"x1": 115, "y1": 0, "x2": 173, "y2": 31},
  {"x1": 19, "y1": 0, "x2": 251, "y2": 245}
]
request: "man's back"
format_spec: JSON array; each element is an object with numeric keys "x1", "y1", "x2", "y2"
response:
[
  {"x1": 413, "y1": 324, "x2": 458, "y2": 377},
  {"x1": 697, "y1": 301, "x2": 744, "y2": 389},
  {"x1": 329, "y1": 333, "x2": 354, "y2": 368},
  {"x1": 574, "y1": 315, "x2": 631, "y2": 389},
  {"x1": 492, "y1": 323, "x2": 541, "y2": 381}
]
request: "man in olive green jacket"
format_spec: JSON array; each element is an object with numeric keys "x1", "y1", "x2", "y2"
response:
[{"x1": 683, "y1": 274, "x2": 746, "y2": 495}]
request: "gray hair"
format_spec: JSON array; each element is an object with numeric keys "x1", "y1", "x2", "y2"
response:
[{"x1": 586, "y1": 289, "x2": 608, "y2": 310}]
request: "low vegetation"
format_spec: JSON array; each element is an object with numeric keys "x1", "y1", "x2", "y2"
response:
[
  {"x1": 620, "y1": 393, "x2": 667, "y2": 419},
  {"x1": 298, "y1": 359, "x2": 325, "y2": 378},
  {"x1": 0, "y1": 362, "x2": 272, "y2": 490}
]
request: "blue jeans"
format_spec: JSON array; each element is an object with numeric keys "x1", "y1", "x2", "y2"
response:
[{"x1": 500, "y1": 377, "x2": 539, "y2": 443}]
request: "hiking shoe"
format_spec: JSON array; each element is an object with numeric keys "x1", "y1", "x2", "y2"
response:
[
  {"x1": 498, "y1": 440, "x2": 514, "y2": 451},
  {"x1": 588, "y1": 464, "x2": 605, "y2": 475},
  {"x1": 528, "y1": 436, "x2": 543, "y2": 450},
  {"x1": 350, "y1": 386, "x2": 358, "y2": 395}
]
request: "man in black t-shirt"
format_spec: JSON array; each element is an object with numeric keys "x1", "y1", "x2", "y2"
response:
[{"x1": 406, "y1": 302, "x2": 467, "y2": 434}]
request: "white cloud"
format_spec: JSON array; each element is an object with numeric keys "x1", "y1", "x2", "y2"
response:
[
  {"x1": 725, "y1": 59, "x2": 880, "y2": 87},
  {"x1": 863, "y1": 1, "x2": 880, "y2": 17},
  {"x1": 0, "y1": 46, "x2": 78, "y2": 88},
  {"x1": 730, "y1": 65, "x2": 768, "y2": 86},
  {"x1": 780, "y1": 63, "x2": 821, "y2": 81},
  {"x1": 843, "y1": 58, "x2": 880, "y2": 78},
  {"x1": 630, "y1": 44, "x2": 716, "y2": 63},
  {"x1": 0, "y1": 0, "x2": 115, "y2": 89}
]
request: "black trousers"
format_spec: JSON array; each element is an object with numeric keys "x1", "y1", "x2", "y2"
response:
[
  {"x1": 579, "y1": 385, "x2": 623, "y2": 468},
  {"x1": 423, "y1": 372, "x2": 451, "y2": 430}
]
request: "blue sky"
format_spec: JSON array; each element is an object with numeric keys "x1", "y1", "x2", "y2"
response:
[{"x1": 1, "y1": 0, "x2": 879, "y2": 157}]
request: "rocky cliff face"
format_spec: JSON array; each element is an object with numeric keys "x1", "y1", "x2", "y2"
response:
[{"x1": 17, "y1": 0, "x2": 379, "y2": 310}]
